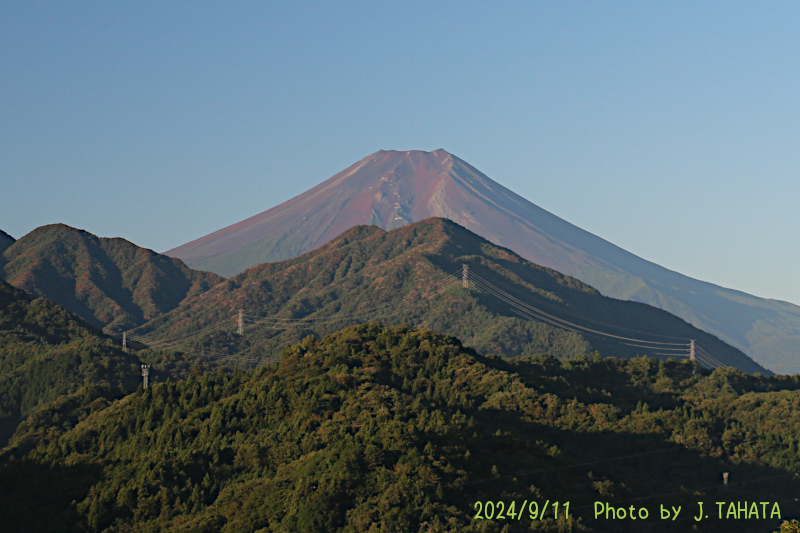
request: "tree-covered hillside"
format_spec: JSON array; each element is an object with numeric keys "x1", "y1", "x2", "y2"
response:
[
  {"x1": 1, "y1": 224, "x2": 224, "y2": 334},
  {"x1": 3, "y1": 323, "x2": 797, "y2": 532},
  {"x1": 0, "y1": 278, "x2": 142, "y2": 445},
  {"x1": 133, "y1": 218, "x2": 765, "y2": 374}
]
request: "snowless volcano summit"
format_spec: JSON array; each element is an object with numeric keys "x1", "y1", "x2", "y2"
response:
[
  {"x1": 167, "y1": 148, "x2": 800, "y2": 374},
  {"x1": 167, "y1": 148, "x2": 595, "y2": 277}
]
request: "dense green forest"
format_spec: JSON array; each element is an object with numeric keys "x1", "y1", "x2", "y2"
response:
[
  {"x1": 0, "y1": 279, "x2": 142, "y2": 445},
  {"x1": 1, "y1": 224, "x2": 223, "y2": 334},
  {"x1": 131, "y1": 219, "x2": 765, "y2": 374},
  {"x1": 3, "y1": 323, "x2": 798, "y2": 532},
  {"x1": 0, "y1": 219, "x2": 794, "y2": 532}
]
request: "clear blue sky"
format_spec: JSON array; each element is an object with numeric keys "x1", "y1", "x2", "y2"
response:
[{"x1": 2, "y1": 2, "x2": 799, "y2": 304}]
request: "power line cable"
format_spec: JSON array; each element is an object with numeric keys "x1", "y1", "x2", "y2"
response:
[
  {"x1": 122, "y1": 266, "x2": 463, "y2": 364},
  {"x1": 470, "y1": 271, "x2": 689, "y2": 345},
  {"x1": 469, "y1": 273, "x2": 691, "y2": 353},
  {"x1": 696, "y1": 346, "x2": 729, "y2": 368},
  {"x1": 694, "y1": 351, "x2": 725, "y2": 370},
  {"x1": 470, "y1": 272, "x2": 685, "y2": 346}
]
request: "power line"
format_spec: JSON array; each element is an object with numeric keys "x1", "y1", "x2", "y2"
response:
[
  {"x1": 695, "y1": 346, "x2": 729, "y2": 369},
  {"x1": 120, "y1": 264, "x2": 734, "y2": 370},
  {"x1": 121, "y1": 266, "x2": 464, "y2": 364},
  {"x1": 468, "y1": 271, "x2": 690, "y2": 351},
  {"x1": 471, "y1": 271, "x2": 689, "y2": 346},
  {"x1": 470, "y1": 269, "x2": 688, "y2": 340},
  {"x1": 691, "y1": 348, "x2": 733, "y2": 370},
  {"x1": 463, "y1": 268, "x2": 740, "y2": 368}
]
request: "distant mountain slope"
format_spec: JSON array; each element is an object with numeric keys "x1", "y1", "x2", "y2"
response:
[
  {"x1": 0, "y1": 230, "x2": 13, "y2": 270},
  {"x1": 166, "y1": 149, "x2": 800, "y2": 374},
  {"x1": 0, "y1": 278, "x2": 141, "y2": 445},
  {"x1": 0, "y1": 230, "x2": 13, "y2": 254},
  {"x1": 1, "y1": 224, "x2": 224, "y2": 335},
  {"x1": 149, "y1": 218, "x2": 766, "y2": 374}
]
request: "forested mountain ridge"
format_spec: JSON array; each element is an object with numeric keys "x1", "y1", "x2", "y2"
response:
[
  {"x1": 2, "y1": 323, "x2": 798, "y2": 532},
  {"x1": 165, "y1": 148, "x2": 800, "y2": 374},
  {"x1": 0, "y1": 278, "x2": 141, "y2": 445},
  {"x1": 137, "y1": 218, "x2": 767, "y2": 374},
  {"x1": 0, "y1": 223, "x2": 224, "y2": 335}
]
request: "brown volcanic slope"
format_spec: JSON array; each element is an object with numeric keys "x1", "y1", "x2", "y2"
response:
[
  {"x1": 2, "y1": 224, "x2": 224, "y2": 335},
  {"x1": 167, "y1": 149, "x2": 800, "y2": 374}
]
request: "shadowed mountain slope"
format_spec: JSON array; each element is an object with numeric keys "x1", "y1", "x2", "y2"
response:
[
  {"x1": 0, "y1": 230, "x2": 13, "y2": 271},
  {"x1": 166, "y1": 149, "x2": 800, "y2": 374},
  {"x1": 0, "y1": 230, "x2": 13, "y2": 254},
  {"x1": 0, "y1": 278, "x2": 141, "y2": 445},
  {"x1": 1, "y1": 224, "x2": 224, "y2": 335},
  {"x1": 148, "y1": 218, "x2": 765, "y2": 374}
]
